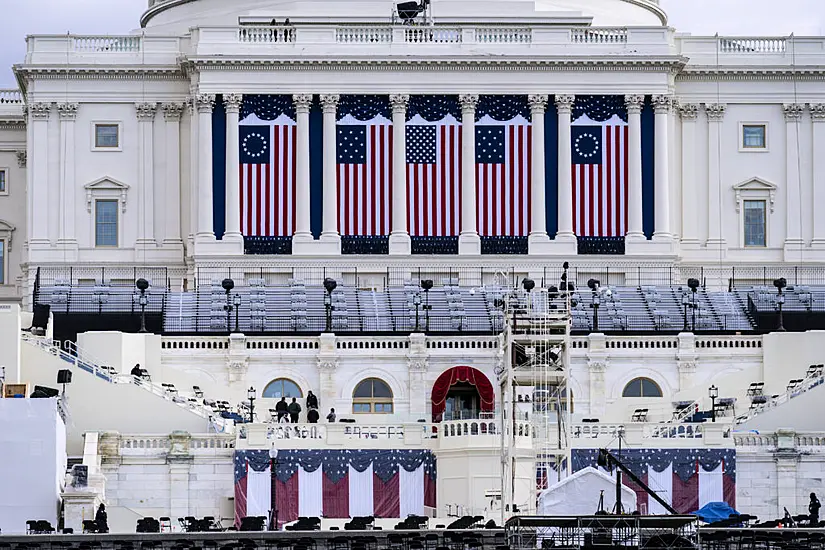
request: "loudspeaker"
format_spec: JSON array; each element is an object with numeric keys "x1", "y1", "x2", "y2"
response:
[
  {"x1": 57, "y1": 369, "x2": 72, "y2": 384},
  {"x1": 31, "y1": 304, "x2": 50, "y2": 330},
  {"x1": 30, "y1": 385, "x2": 60, "y2": 398}
]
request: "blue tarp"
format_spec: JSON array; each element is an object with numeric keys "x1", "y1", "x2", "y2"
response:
[{"x1": 693, "y1": 502, "x2": 739, "y2": 523}]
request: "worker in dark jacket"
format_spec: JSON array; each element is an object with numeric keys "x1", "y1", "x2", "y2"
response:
[
  {"x1": 306, "y1": 390, "x2": 319, "y2": 410},
  {"x1": 275, "y1": 397, "x2": 288, "y2": 423},
  {"x1": 307, "y1": 408, "x2": 320, "y2": 423},
  {"x1": 95, "y1": 503, "x2": 109, "y2": 533},
  {"x1": 288, "y1": 397, "x2": 302, "y2": 423}
]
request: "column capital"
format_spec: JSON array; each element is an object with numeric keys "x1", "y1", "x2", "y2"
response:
[
  {"x1": 16, "y1": 150, "x2": 26, "y2": 168},
  {"x1": 651, "y1": 95, "x2": 673, "y2": 114},
  {"x1": 224, "y1": 93, "x2": 243, "y2": 114},
  {"x1": 555, "y1": 94, "x2": 575, "y2": 114},
  {"x1": 528, "y1": 94, "x2": 548, "y2": 113},
  {"x1": 705, "y1": 103, "x2": 726, "y2": 121},
  {"x1": 135, "y1": 102, "x2": 158, "y2": 121},
  {"x1": 389, "y1": 94, "x2": 410, "y2": 113},
  {"x1": 320, "y1": 94, "x2": 341, "y2": 113},
  {"x1": 624, "y1": 94, "x2": 645, "y2": 114},
  {"x1": 195, "y1": 94, "x2": 215, "y2": 114},
  {"x1": 162, "y1": 103, "x2": 185, "y2": 122},
  {"x1": 810, "y1": 104, "x2": 825, "y2": 121},
  {"x1": 57, "y1": 103, "x2": 78, "y2": 121},
  {"x1": 458, "y1": 94, "x2": 479, "y2": 114},
  {"x1": 29, "y1": 102, "x2": 51, "y2": 120},
  {"x1": 292, "y1": 94, "x2": 313, "y2": 113},
  {"x1": 784, "y1": 103, "x2": 805, "y2": 122},
  {"x1": 678, "y1": 103, "x2": 699, "y2": 120}
]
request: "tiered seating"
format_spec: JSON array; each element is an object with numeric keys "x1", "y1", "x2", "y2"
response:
[{"x1": 42, "y1": 278, "x2": 166, "y2": 315}]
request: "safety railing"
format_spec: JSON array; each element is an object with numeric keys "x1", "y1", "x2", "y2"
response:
[
  {"x1": 718, "y1": 37, "x2": 786, "y2": 53},
  {"x1": 735, "y1": 370, "x2": 825, "y2": 425},
  {"x1": 238, "y1": 26, "x2": 296, "y2": 44}
]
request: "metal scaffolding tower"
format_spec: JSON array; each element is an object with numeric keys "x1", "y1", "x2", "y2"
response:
[{"x1": 499, "y1": 268, "x2": 573, "y2": 524}]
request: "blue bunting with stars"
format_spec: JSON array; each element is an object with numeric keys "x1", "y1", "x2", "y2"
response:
[
  {"x1": 573, "y1": 95, "x2": 628, "y2": 123},
  {"x1": 407, "y1": 95, "x2": 461, "y2": 122},
  {"x1": 475, "y1": 95, "x2": 529, "y2": 122},
  {"x1": 571, "y1": 448, "x2": 736, "y2": 482},
  {"x1": 241, "y1": 94, "x2": 296, "y2": 121},
  {"x1": 338, "y1": 95, "x2": 390, "y2": 121},
  {"x1": 232, "y1": 449, "x2": 437, "y2": 485}
]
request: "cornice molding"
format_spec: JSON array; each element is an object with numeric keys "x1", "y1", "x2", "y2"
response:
[
  {"x1": 678, "y1": 68, "x2": 825, "y2": 82},
  {"x1": 0, "y1": 120, "x2": 26, "y2": 131},
  {"x1": 17, "y1": 67, "x2": 186, "y2": 81}
]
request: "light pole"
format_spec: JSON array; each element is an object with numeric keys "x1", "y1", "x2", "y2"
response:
[
  {"x1": 222, "y1": 278, "x2": 235, "y2": 333},
  {"x1": 709, "y1": 384, "x2": 718, "y2": 422},
  {"x1": 681, "y1": 289, "x2": 690, "y2": 332},
  {"x1": 136, "y1": 278, "x2": 149, "y2": 333},
  {"x1": 421, "y1": 279, "x2": 433, "y2": 331},
  {"x1": 247, "y1": 386, "x2": 256, "y2": 424},
  {"x1": 233, "y1": 293, "x2": 242, "y2": 333},
  {"x1": 269, "y1": 446, "x2": 279, "y2": 530},
  {"x1": 323, "y1": 278, "x2": 337, "y2": 332},
  {"x1": 588, "y1": 278, "x2": 601, "y2": 332},
  {"x1": 687, "y1": 278, "x2": 700, "y2": 332},
  {"x1": 413, "y1": 291, "x2": 422, "y2": 332},
  {"x1": 774, "y1": 277, "x2": 787, "y2": 332}
]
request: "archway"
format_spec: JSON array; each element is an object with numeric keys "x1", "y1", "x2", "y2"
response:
[{"x1": 431, "y1": 366, "x2": 494, "y2": 422}]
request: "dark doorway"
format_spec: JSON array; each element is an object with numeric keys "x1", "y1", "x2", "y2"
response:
[{"x1": 443, "y1": 382, "x2": 481, "y2": 421}]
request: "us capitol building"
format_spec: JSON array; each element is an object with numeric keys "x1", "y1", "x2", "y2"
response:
[{"x1": 1, "y1": 0, "x2": 825, "y2": 537}]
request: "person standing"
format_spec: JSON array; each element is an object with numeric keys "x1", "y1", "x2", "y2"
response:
[
  {"x1": 95, "y1": 503, "x2": 109, "y2": 533},
  {"x1": 307, "y1": 408, "x2": 320, "y2": 423},
  {"x1": 306, "y1": 390, "x2": 318, "y2": 410},
  {"x1": 275, "y1": 397, "x2": 288, "y2": 423},
  {"x1": 288, "y1": 397, "x2": 302, "y2": 423},
  {"x1": 810, "y1": 493, "x2": 821, "y2": 525},
  {"x1": 327, "y1": 408, "x2": 336, "y2": 422}
]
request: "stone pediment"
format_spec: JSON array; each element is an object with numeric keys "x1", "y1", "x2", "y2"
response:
[
  {"x1": 83, "y1": 177, "x2": 130, "y2": 213},
  {"x1": 0, "y1": 219, "x2": 15, "y2": 251},
  {"x1": 733, "y1": 177, "x2": 777, "y2": 212}
]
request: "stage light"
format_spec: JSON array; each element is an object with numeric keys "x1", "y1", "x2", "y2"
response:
[
  {"x1": 420, "y1": 279, "x2": 434, "y2": 291},
  {"x1": 323, "y1": 278, "x2": 338, "y2": 294},
  {"x1": 522, "y1": 278, "x2": 535, "y2": 292}
]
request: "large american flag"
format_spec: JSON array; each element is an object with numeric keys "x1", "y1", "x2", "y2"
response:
[
  {"x1": 337, "y1": 97, "x2": 393, "y2": 236},
  {"x1": 239, "y1": 95, "x2": 296, "y2": 237},
  {"x1": 234, "y1": 449, "x2": 436, "y2": 527},
  {"x1": 406, "y1": 96, "x2": 462, "y2": 237},
  {"x1": 571, "y1": 448, "x2": 736, "y2": 514},
  {"x1": 476, "y1": 113, "x2": 531, "y2": 237},
  {"x1": 571, "y1": 96, "x2": 629, "y2": 237}
]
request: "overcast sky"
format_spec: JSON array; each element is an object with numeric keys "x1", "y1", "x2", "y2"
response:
[{"x1": 1, "y1": 0, "x2": 824, "y2": 88}]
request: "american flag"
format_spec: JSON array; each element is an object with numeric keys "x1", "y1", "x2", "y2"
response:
[
  {"x1": 571, "y1": 448, "x2": 736, "y2": 514},
  {"x1": 239, "y1": 95, "x2": 296, "y2": 237},
  {"x1": 571, "y1": 96, "x2": 629, "y2": 237},
  {"x1": 337, "y1": 97, "x2": 392, "y2": 236},
  {"x1": 406, "y1": 96, "x2": 462, "y2": 237},
  {"x1": 476, "y1": 117, "x2": 532, "y2": 236},
  {"x1": 234, "y1": 449, "x2": 437, "y2": 527}
]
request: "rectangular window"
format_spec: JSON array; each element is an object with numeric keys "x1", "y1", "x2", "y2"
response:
[
  {"x1": 353, "y1": 403, "x2": 371, "y2": 413},
  {"x1": 0, "y1": 169, "x2": 6, "y2": 194},
  {"x1": 744, "y1": 200, "x2": 766, "y2": 247},
  {"x1": 742, "y1": 124, "x2": 766, "y2": 149},
  {"x1": 0, "y1": 240, "x2": 4, "y2": 284},
  {"x1": 95, "y1": 124, "x2": 120, "y2": 148},
  {"x1": 95, "y1": 200, "x2": 118, "y2": 247}
]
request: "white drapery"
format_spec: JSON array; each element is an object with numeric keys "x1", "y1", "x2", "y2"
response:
[
  {"x1": 349, "y1": 463, "x2": 374, "y2": 517},
  {"x1": 400, "y1": 466, "x2": 424, "y2": 517},
  {"x1": 247, "y1": 465, "x2": 272, "y2": 518},
  {"x1": 699, "y1": 463, "x2": 723, "y2": 508},
  {"x1": 299, "y1": 466, "x2": 324, "y2": 517},
  {"x1": 647, "y1": 464, "x2": 673, "y2": 515}
]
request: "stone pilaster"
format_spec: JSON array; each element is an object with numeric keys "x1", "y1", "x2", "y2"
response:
[
  {"x1": 528, "y1": 94, "x2": 550, "y2": 251},
  {"x1": 292, "y1": 94, "x2": 313, "y2": 249},
  {"x1": 227, "y1": 332, "x2": 249, "y2": 384},
  {"x1": 389, "y1": 94, "x2": 411, "y2": 255},
  {"x1": 458, "y1": 94, "x2": 480, "y2": 255},
  {"x1": 705, "y1": 104, "x2": 726, "y2": 250},
  {"x1": 319, "y1": 94, "x2": 341, "y2": 251},
  {"x1": 168, "y1": 431, "x2": 193, "y2": 520},
  {"x1": 317, "y1": 333, "x2": 339, "y2": 411},
  {"x1": 554, "y1": 95, "x2": 576, "y2": 247},
  {"x1": 408, "y1": 332, "x2": 429, "y2": 418},
  {"x1": 679, "y1": 103, "x2": 699, "y2": 248},
  {"x1": 625, "y1": 94, "x2": 645, "y2": 242}
]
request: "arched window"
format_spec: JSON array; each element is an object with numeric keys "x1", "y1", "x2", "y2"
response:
[
  {"x1": 622, "y1": 377, "x2": 663, "y2": 398},
  {"x1": 262, "y1": 378, "x2": 303, "y2": 399},
  {"x1": 352, "y1": 378, "x2": 393, "y2": 414}
]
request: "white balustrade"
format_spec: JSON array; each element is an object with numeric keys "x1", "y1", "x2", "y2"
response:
[
  {"x1": 73, "y1": 36, "x2": 142, "y2": 52},
  {"x1": 0, "y1": 89, "x2": 23, "y2": 104},
  {"x1": 570, "y1": 28, "x2": 628, "y2": 44},
  {"x1": 336, "y1": 26, "x2": 393, "y2": 44},
  {"x1": 404, "y1": 27, "x2": 462, "y2": 44},
  {"x1": 475, "y1": 27, "x2": 532, "y2": 44},
  {"x1": 439, "y1": 419, "x2": 498, "y2": 437},
  {"x1": 238, "y1": 26, "x2": 296, "y2": 44},
  {"x1": 719, "y1": 37, "x2": 786, "y2": 53}
]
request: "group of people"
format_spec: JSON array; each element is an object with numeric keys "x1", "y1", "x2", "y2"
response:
[{"x1": 274, "y1": 391, "x2": 336, "y2": 424}]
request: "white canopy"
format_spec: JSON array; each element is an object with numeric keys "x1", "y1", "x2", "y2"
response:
[{"x1": 538, "y1": 467, "x2": 638, "y2": 516}]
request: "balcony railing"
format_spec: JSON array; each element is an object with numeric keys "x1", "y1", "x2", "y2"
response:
[{"x1": 0, "y1": 89, "x2": 23, "y2": 104}]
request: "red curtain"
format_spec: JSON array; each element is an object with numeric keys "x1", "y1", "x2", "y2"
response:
[{"x1": 431, "y1": 366, "x2": 495, "y2": 422}]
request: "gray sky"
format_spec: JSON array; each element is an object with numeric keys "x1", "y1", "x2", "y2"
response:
[{"x1": 1, "y1": 0, "x2": 824, "y2": 88}]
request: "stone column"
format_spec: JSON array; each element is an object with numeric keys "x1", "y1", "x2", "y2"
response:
[
  {"x1": 705, "y1": 103, "x2": 726, "y2": 250},
  {"x1": 29, "y1": 103, "x2": 51, "y2": 247},
  {"x1": 223, "y1": 93, "x2": 244, "y2": 246},
  {"x1": 555, "y1": 95, "x2": 576, "y2": 244},
  {"x1": 775, "y1": 444, "x2": 800, "y2": 521},
  {"x1": 652, "y1": 95, "x2": 672, "y2": 241},
  {"x1": 676, "y1": 331, "x2": 697, "y2": 391},
  {"x1": 528, "y1": 95, "x2": 549, "y2": 250},
  {"x1": 459, "y1": 94, "x2": 481, "y2": 255},
  {"x1": 320, "y1": 94, "x2": 341, "y2": 250},
  {"x1": 57, "y1": 103, "x2": 78, "y2": 249},
  {"x1": 784, "y1": 104, "x2": 805, "y2": 256},
  {"x1": 317, "y1": 333, "x2": 339, "y2": 410},
  {"x1": 811, "y1": 105, "x2": 825, "y2": 249},
  {"x1": 168, "y1": 431, "x2": 193, "y2": 520},
  {"x1": 196, "y1": 94, "x2": 216, "y2": 241},
  {"x1": 389, "y1": 94, "x2": 411, "y2": 255},
  {"x1": 587, "y1": 332, "x2": 607, "y2": 417},
  {"x1": 162, "y1": 103, "x2": 184, "y2": 247},
  {"x1": 136, "y1": 102, "x2": 157, "y2": 247},
  {"x1": 625, "y1": 95, "x2": 645, "y2": 241},
  {"x1": 679, "y1": 104, "x2": 700, "y2": 248},
  {"x1": 407, "y1": 333, "x2": 429, "y2": 418},
  {"x1": 188, "y1": 94, "x2": 198, "y2": 250},
  {"x1": 292, "y1": 94, "x2": 313, "y2": 247}
]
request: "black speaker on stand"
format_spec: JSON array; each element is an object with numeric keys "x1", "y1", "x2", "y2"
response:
[{"x1": 58, "y1": 369, "x2": 72, "y2": 396}]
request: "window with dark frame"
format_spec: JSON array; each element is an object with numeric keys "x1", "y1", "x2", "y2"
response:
[
  {"x1": 742, "y1": 124, "x2": 766, "y2": 149},
  {"x1": 622, "y1": 377, "x2": 663, "y2": 398},
  {"x1": 95, "y1": 199, "x2": 118, "y2": 247},
  {"x1": 352, "y1": 378, "x2": 393, "y2": 413},
  {"x1": 744, "y1": 200, "x2": 767, "y2": 247},
  {"x1": 0, "y1": 169, "x2": 6, "y2": 194},
  {"x1": 95, "y1": 124, "x2": 120, "y2": 148}
]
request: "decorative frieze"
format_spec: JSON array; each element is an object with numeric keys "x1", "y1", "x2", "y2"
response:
[
  {"x1": 554, "y1": 95, "x2": 576, "y2": 115},
  {"x1": 678, "y1": 103, "x2": 699, "y2": 120},
  {"x1": 195, "y1": 94, "x2": 216, "y2": 114},
  {"x1": 223, "y1": 93, "x2": 243, "y2": 114},
  {"x1": 389, "y1": 94, "x2": 409, "y2": 113},
  {"x1": 29, "y1": 102, "x2": 51, "y2": 120},
  {"x1": 810, "y1": 104, "x2": 825, "y2": 121},
  {"x1": 783, "y1": 103, "x2": 805, "y2": 122},
  {"x1": 458, "y1": 94, "x2": 479, "y2": 113},
  {"x1": 162, "y1": 103, "x2": 185, "y2": 122},
  {"x1": 705, "y1": 103, "x2": 726, "y2": 121},
  {"x1": 16, "y1": 150, "x2": 26, "y2": 168},
  {"x1": 292, "y1": 94, "x2": 313, "y2": 113},
  {"x1": 319, "y1": 94, "x2": 340, "y2": 113},
  {"x1": 651, "y1": 95, "x2": 672, "y2": 114},
  {"x1": 527, "y1": 94, "x2": 548, "y2": 113},
  {"x1": 57, "y1": 102, "x2": 78, "y2": 120},
  {"x1": 624, "y1": 94, "x2": 645, "y2": 114},
  {"x1": 135, "y1": 102, "x2": 157, "y2": 121}
]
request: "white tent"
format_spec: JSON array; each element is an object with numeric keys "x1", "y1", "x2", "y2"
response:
[{"x1": 538, "y1": 467, "x2": 638, "y2": 516}]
